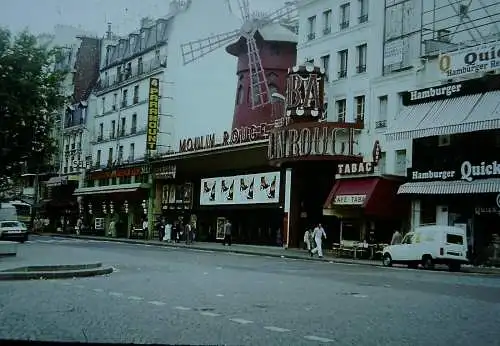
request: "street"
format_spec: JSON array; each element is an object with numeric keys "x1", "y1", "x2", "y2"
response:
[{"x1": 1, "y1": 236, "x2": 500, "y2": 345}]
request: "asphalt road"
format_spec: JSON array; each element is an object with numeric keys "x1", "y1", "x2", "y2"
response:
[{"x1": 1, "y1": 236, "x2": 499, "y2": 345}]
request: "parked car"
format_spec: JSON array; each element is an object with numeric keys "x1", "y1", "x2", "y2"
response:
[
  {"x1": 382, "y1": 225, "x2": 468, "y2": 272},
  {"x1": 0, "y1": 220, "x2": 28, "y2": 243}
]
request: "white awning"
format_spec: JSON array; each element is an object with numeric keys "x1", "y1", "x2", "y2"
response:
[
  {"x1": 73, "y1": 183, "x2": 150, "y2": 196},
  {"x1": 386, "y1": 91, "x2": 500, "y2": 141},
  {"x1": 398, "y1": 178, "x2": 500, "y2": 195}
]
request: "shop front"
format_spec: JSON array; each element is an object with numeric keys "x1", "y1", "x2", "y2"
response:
[
  {"x1": 43, "y1": 175, "x2": 80, "y2": 232},
  {"x1": 74, "y1": 164, "x2": 151, "y2": 238},
  {"x1": 397, "y1": 131, "x2": 500, "y2": 265}
]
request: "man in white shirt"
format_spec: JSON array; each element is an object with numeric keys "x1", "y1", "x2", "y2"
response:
[{"x1": 310, "y1": 223, "x2": 327, "y2": 258}]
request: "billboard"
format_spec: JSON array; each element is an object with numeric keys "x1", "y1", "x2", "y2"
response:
[
  {"x1": 146, "y1": 78, "x2": 160, "y2": 151},
  {"x1": 438, "y1": 42, "x2": 500, "y2": 79}
]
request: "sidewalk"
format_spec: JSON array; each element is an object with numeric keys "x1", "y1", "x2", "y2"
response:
[{"x1": 37, "y1": 232, "x2": 500, "y2": 276}]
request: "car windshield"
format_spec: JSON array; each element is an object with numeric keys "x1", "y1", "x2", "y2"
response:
[{"x1": 1, "y1": 221, "x2": 20, "y2": 228}]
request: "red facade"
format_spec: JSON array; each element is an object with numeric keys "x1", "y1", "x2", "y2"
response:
[{"x1": 226, "y1": 32, "x2": 296, "y2": 130}]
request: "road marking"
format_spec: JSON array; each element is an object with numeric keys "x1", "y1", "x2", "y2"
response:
[
  {"x1": 216, "y1": 294, "x2": 224, "y2": 297},
  {"x1": 109, "y1": 292, "x2": 124, "y2": 297},
  {"x1": 203, "y1": 272, "x2": 209, "y2": 275},
  {"x1": 174, "y1": 306, "x2": 191, "y2": 311},
  {"x1": 264, "y1": 326, "x2": 290, "y2": 332},
  {"x1": 148, "y1": 301, "x2": 166, "y2": 306},
  {"x1": 216, "y1": 267, "x2": 222, "y2": 270},
  {"x1": 229, "y1": 318, "x2": 253, "y2": 325},
  {"x1": 352, "y1": 294, "x2": 368, "y2": 298},
  {"x1": 75, "y1": 284, "x2": 85, "y2": 288},
  {"x1": 127, "y1": 296, "x2": 143, "y2": 301},
  {"x1": 304, "y1": 335, "x2": 334, "y2": 342},
  {"x1": 92, "y1": 288, "x2": 104, "y2": 292},
  {"x1": 200, "y1": 311, "x2": 220, "y2": 317}
]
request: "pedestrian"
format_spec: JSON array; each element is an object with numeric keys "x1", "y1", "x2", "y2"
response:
[
  {"x1": 391, "y1": 230, "x2": 402, "y2": 245},
  {"x1": 223, "y1": 219, "x2": 232, "y2": 246},
  {"x1": 142, "y1": 218, "x2": 148, "y2": 239},
  {"x1": 185, "y1": 222, "x2": 192, "y2": 245},
  {"x1": 164, "y1": 220, "x2": 172, "y2": 242},
  {"x1": 108, "y1": 219, "x2": 116, "y2": 237},
  {"x1": 303, "y1": 228, "x2": 312, "y2": 251},
  {"x1": 157, "y1": 218, "x2": 165, "y2": 241},
  {"x1": 310, "y1": 223, "x2": 327, "y2": 258}
]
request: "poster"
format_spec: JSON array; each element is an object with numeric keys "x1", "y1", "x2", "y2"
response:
[{"x1": 200, "y1": 172, "x2": 280, "y2": 206}]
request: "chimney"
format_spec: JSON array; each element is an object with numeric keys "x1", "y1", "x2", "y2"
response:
[{"x1": 106, "y1": 23, "x2": 112, "y2": 39}]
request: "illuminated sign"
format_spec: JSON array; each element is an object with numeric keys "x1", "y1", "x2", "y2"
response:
[
  {"x1": 285, "y1": 65, "x2": 325, "y2": 121},
  {"x1": 146, "y1": 78, "x2": 160, "y2": 151}
]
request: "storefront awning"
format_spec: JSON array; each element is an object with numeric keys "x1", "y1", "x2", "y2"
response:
[
  {"x1": 323, "y1": 177, "x2": 404, "y2": 218},
  {"x1": 46, "y1": 175, "x2": 80, "y2": 187},
  {"x1": 398, "y1": 178, "x2": 500, "y2": 195},
  {"x1": 385, "y1": 91, "x2": 500, "y2": 141},
  {"x1": 73, "y1": 183, "x2": 150, "y2": 196}
]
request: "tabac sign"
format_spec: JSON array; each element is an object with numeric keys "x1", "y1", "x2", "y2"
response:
[
  {"x1": 285, "y1": 65, "x2": 325, "y2": 121},
  {"x1": 146, "y1": 78, "x2": 160, "y2": 151}
]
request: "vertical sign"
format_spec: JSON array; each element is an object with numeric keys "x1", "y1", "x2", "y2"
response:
[
  {"x1": 285, "y1": 65, "x2": 325, "y2": 122},
  {"x1": 146, "y1": 78, "x2": 160, "y2": 151}
]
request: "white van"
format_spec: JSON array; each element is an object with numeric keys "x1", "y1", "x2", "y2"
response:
[{"x1": 382, "y1": 225, "x2": 468, "y2": 272}]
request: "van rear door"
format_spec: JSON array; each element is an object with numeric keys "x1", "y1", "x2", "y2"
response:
[{"x1": 444, "y1": 232, "x2": 467, "y2": 260}]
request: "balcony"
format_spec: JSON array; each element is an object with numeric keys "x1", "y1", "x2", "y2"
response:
[
  {"x1": 307, "y1": 32, "x2": 316, "y2": 41},
  {"x1": 323, "y1": 27, "x2": 331, "y2": 35},
  {"x1": 355, "y1": 115, "x2": 364, "y2": 125},
  {"x1": 359, "y1": 14, "x2": 368, "y2": 23},
  {"x1": 375, "y1": 120, "x2": 387, "y2": 129},
  {"x1": 338, "y1": 70, "x2": 347, "y2": 79},
  {"x1": 96, "y1": 58, "x2": 167, "y2": 95},
  {"x1": 356, "y1": 65, "x2": 367, "y2": 73},
  {"x1": 340, "y1": 21, "x2": 349, "y2": 30}
]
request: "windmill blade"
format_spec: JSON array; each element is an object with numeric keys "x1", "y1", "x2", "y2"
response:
[
  {"x1": 246, "y1": 36, "x2": 270, "y2": 109},
  {"x1": 260, "y1": 1, "x2": 298, "y2": 25},
  {"x1": 180, "y1": 29, "x2": 241, "y2": 65},
  {"x1": 236, "y1": 0, "x2": 251, "y2": 22}
]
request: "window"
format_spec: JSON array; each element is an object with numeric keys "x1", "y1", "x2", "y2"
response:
[
  {"x1": 356, "y1": 44, "x2": 367, "y2": 73},
  {"x1": 122, "y1": 89, "x2": 128, "y2": 108},
  {"x1": 104, "y1": 72, "x2": 109, "y2": 86},
  {"x1": 113, "y1": 93, "x2": 117, "y2": 110},
  {"x1": 117, "y1": 66, "x2": 122, "y2": 82},
  {"x1": 108, "y1": 147, "x2": 113, "y2": 165},
  {"x1": 307, "y1": 16, "x2": 316, "y2": 40},
  {"x1": 138, "y1": 57, "x2": 143, "y2": 74},
  {"x1": 120, "y1": 117, "x2": 126, "y2": 136},
  {"x1": 96, "y1": 150, "x2": 101, "y2": 167},
  {"x1": 340, "y1": 3, "x2": 350, "y2": 29},
  {"x1": 129, "y1": 143, "x2": 135, "y2": 161},
  {"x1": 118, "y1": 145, "x2": 124, "y2": 162},
  {"x1": 338, "y1": 50, "x2": 348, "y2": 78},
  {"x1": 99, "y1": 123, "x2": 104, "y2": 139},
  {"x1": 395, "y1": 149, "x2": 407, "y2": 175},
  {"x1": 322, "y1": 10, "x2": 332, "y2": 35},
  {"x1": 131, "y1": 113, "x2": 137, "y2": 134},
  {"x1": 269, "y1": 85, "x2": 278, "y2": 103},
  {"x1": 125, "y1": 62, "x2": 132, "y2": 78},
  {"x1": 402, "y1": 233, "x2": 414, "y2": 245},
  {"x1": 101, "y1": 97, "x2": 105, "y2": 114},
  {"x1": 376, "y1": 95, "x2": 388, "y2": 128},
  {"x1": 359, "y1": 0, "x2": 368, "y2": 23},
  {"x1": 355, "y1": 95, "x2": 365, "y2": 123},
  {"x1": 320, "y1": 55, "x2": 330, "y2": 81},
  {"x1": 155, "y1": 49, "x2": 160, "y2": 61},
  {"x1": 336, "y1": 99, "x2": 346, "y2": 122},
  {"x1": 236, "y1": 85, "x2": 244, "y2": 105},
  {"x1": 446, "y1": 234, "x2": 464, "y2": 245},
  {"x1": 133, "y1": 85, "x2": 139, "y2": 104}
]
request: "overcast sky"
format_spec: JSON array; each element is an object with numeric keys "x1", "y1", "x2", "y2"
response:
[{"x1": 1, "y1": 0, "x2": 283, "y2": 36}]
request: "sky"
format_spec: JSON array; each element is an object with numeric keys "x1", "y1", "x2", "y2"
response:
[{"x1": 0, "y1": 0, "x2": 282, "y2": 36}]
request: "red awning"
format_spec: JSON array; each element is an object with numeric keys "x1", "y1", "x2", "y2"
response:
[{"x1": 323, "y1": 177, "x2": 405, "y2": 218}]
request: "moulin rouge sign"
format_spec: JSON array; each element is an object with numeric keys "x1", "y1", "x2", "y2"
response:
[{"x1": 286, "y1": 65, "x2": 325, "y2": 120}]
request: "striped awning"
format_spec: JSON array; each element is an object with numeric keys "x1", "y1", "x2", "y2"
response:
[
  {"x1": 73, "y1": 183, "x2": 150, "y2": 196},
  {"x1": 398, "y1": 178, "x2": 500, "y2": 195},
  {"x1": 386, "y1": 91, "x2": 500, "y2": 141}
]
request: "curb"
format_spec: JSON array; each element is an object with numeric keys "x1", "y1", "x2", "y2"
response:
[
  {"x1": 0, "y1": 265, "x2": 113, "y2": 281},
  {"x1": 41, "y1": 233, "x2": 500, "y2": 276},
  {"x1": 1, "y1": 262, "x2": 103, "y2": 273}
]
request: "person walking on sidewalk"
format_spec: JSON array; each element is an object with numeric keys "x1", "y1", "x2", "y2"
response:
[
  {"x1": 310, "y1": 223, "x2": 326, "y2": 258},
  {"x1": 185, "y1": 221, "x2": 192, "y2": 245},
  {"x1": 304, "y1": 228, "x2": 312, "y2": 251},
  {"x1": 223, "y1": 220, "x2": 232, "y2": 246}
]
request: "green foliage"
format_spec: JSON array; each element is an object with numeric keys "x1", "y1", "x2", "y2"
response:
[{"x1": 0, "y1": 28, "x2": 66, "y2": 188}]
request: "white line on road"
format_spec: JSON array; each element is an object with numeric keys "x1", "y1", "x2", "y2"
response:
[
  {"x1": 200, "y1": 311, "x2": 220, "y2": 317},
  {"x1": 148, "y1": 301, "x2": 167, "y2": 306},
  {"x1": 216, "y1": 294, "x2": 224, "y2": 297},
  {"x1": 352, "y1": 294, "x2": 368, "y2": 298},
  {"x1": 174, "y1": 306, "x2": 191, "y2": 311},
  {"x1": 229, "y1": 318, "x2": 253, "y2": 325},
  {"x1": 216, "y1": 267, "x2": 222, "y2": 270},
  {"x1": 127, "y1": 296, "x2": 144, "y2": 301},
  {"x1": 190, "y1": 249, "x2": 215, "y2": 253},
  {"x1": 304, "y1": 335, "x2": 334, "y2": 342},
  {"x1": 264, "y1": 326, "x2": 290, "y2": 333},
  {"x1": 109, "y1": 292, "x2": 124, "y2": 297},
  {"x1": 92, "y1": 288, "x2": 104, "y2": 292}
]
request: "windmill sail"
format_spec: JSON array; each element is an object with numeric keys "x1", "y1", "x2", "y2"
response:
[
  {"x1": 181, "y1": 29, "x2": 240, "y2": 65},
  {"x1": 247, "y1": 36, "x2": 270, "y2": 109}
]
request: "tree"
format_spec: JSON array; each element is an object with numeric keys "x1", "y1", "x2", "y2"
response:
[{"x1": 0, "y1": 28, "x2": 66, "y2": 191}]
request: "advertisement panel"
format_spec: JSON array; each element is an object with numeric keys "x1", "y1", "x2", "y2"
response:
[
  {"x1": 200, "y1": 172, "x2": 280, "y2": 206},
  {"x1": 438, "y1": 42, "x2": 500, "y2": 79},
  {"x1": 146, "y1": 78, "x2": 160, "y2": 151}
]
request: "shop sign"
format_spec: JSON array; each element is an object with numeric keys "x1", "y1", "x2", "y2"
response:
[
  {"x1": 409, "y1": 160, "x2": 500, "y2": 182},
  {"x1": 438, "y1": 42, "x2": 500, "y2": 80},
  {"x1": 337, "y1": 162, "x2": 374, "y2": 175},
  {"x1": 286, "y1": 65, "x2": 325, "y2": 120},
  {"x1": 178, "y1": 123, "x2": 273, "y2": 153},
  {"x1": 89, "y1": 165, "x2": 149, "y2": 180},
  {"x1": 154, "y1": 165, "x2": 176, "y2": 179},
  {"x1": 268, "y1": 122, "x2": 359, "y2": 162},
  {"x1": 146, "y1": 78, "x2": 160, "y2": 151},
  {"x1": 200, "y1": 171, "x2": 280, "y2": 206},
  {"x1": 334, "y1": 194, "x2": 366, "y2": 205}
]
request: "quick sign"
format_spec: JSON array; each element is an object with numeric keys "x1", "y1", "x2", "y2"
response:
[
  {"x1": 334, "y1": 194, "x2": 366, "y2": 205},
  {"x1": 146, "y1": 78, "x2": 160, "y2": 151},
  {"x1": 409, "y1": 160, "x2": 500, "y2": 182},
  {"x1": 438, "y1": 42, "x2": 500, "y2": 79},
  {"x1": 285, "y1": 65, "x2": 325, "y2": 120}
]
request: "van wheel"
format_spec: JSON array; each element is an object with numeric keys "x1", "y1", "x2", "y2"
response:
[
  {"x1": 422, "y1": 255, "x2": 434, "y2": 270},
  {"x1": 382, "y1": 254, "x2": 392, "y2": 267},
  {"x1": 448, "y1": 263, "x2": 461, "y2": 272}
]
